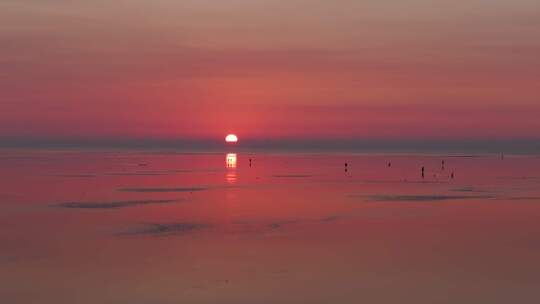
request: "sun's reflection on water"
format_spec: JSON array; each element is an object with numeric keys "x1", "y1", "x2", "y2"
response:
[
  {"x1": 226, "y1": 153, "x2": 237, "y2": 168},
  {"x1": 226, "y1": 153, "x2": 237, "y2": 183}
]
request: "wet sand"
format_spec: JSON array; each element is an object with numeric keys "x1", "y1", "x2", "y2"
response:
[{"x1": 1, "y1": 150, "x2": 540, "y2": 303}]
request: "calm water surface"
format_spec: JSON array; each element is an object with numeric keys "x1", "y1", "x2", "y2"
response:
[{"x1": 1, "y1": 150, "x2": 540, "y2": 303}]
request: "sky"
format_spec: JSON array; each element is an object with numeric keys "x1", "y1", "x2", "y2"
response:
[{"x1": 1, "y1": 0, "x2": 540, "y2": 148}]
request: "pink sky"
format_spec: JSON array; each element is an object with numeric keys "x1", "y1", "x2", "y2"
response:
[{"x1": 1, "y1": 0, "x2": 539, "y2": 142}]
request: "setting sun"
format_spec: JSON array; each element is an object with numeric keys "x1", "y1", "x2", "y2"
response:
[{"x1": 225, "y1": 134, "x2": 238, "y2": 143}]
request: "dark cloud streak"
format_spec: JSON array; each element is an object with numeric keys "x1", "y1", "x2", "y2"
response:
[
  {"x1": 118, "y1": 223, "x2": 208, "y2": 236},
  {"x1": 118, "y1": 187, "x2": 208, "y2": 193},
  {"x1": 362, "y1": 194, "x2": 495, "y2": 202},
  {"x1": 55, "y1": 199, "x2": 179, "y2": 209}
]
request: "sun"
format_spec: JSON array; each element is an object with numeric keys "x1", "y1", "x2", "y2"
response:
[{"x1": 225, "y1": 134, "x2": 238, "y2": 143}]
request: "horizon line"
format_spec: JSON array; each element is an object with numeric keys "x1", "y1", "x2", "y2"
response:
[{"x1": 1, "y1": 136, "x2": 539, "y2": 154}]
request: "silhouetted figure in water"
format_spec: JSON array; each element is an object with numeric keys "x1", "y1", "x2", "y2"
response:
[
  {"x1": 451, "y1": 172, "x2": 454, "y2": 179},
  {"x1": 388, "y1": 162, "x2": 391, "y2": 167},
  {"x1": 421, "y1": 166, "x2": 425, "y2": 179},
  {"x1": 249, "y1": 158, "x2": 252, "y2": 167},
  {"x1": 441, "y1": 160, "x2": 445, "y2": 170},
  {"x1": 344, "y1": 162, "x2": 348, "y2": 172}
]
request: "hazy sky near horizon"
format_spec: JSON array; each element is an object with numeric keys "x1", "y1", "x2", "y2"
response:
[{"x1": 1, "y1": 0, "x2": 540, "y2": 141}]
